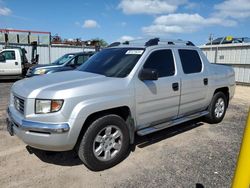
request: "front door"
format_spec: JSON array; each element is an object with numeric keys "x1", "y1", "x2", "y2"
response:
[{"x1": 135, "y1": 49, "x2": 181, "y2": 129}]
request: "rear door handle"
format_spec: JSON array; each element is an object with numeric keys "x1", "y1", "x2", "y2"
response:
[
  {"x1": 15, "y1": 62, "x2": 18, "y2": 65},
  {"x1": 172, "y1": 82, "x2": 179, "y2": 91},
  {"x1": 204, "y1": 78, "x2": 208, "y2": 85}
]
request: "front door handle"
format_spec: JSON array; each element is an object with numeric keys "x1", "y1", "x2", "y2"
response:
[
  {"x1": 15, "y1": 62, "x2": 18, "y2": 65},
  {"x1": 172, "y1": 82, "x2": 179, "y2": 91},
  {"x1": 204, "y1": 78, "x2": 208, "y2": 85}
]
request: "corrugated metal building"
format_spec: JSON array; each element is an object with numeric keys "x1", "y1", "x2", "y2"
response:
[
  {"x1": 200, "y1": 43, "x2": 250, "y2": 84},
  {"x1": 0, "y1": 43, "x2": 95, "y2": 65}
]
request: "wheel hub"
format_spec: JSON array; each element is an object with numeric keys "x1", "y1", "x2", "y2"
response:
[
  {"x1": 214, "y1": 97, "x2": 225, "y2": 118},
  {"x1": 93, "y1": 125, "x2": 123, "y2": 161},
  {"x1": 102, "y1": 136, "x2": 115, "y2": 150}
]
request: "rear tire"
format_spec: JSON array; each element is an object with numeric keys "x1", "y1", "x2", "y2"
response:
[
  {"x1": 204, "y1": 92, "x2": 227, "y2": 124},
  {"x1": 78, "y1": 114, "x2": 130, "y2": 171}
]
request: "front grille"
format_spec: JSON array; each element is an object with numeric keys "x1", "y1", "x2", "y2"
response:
[{"x1": 14, "y1": 96, "x2": 25, "y2": 114}]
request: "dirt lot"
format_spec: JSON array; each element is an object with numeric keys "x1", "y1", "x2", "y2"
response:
[{"x1": 0, "y1": 80, "x2": 249, "y2": 188}]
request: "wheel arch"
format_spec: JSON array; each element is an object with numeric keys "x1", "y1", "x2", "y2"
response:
[
  {"x1": 213, "y1": 87, "x2": 229, "y2": 107},
  {"x1": 74, "y1": 106, "x2": 135, "y2": 150}
]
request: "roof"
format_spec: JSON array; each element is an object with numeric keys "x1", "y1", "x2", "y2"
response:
[
  {"x1": 107, "y1": 38, "x2": 196, "y2": 49},
  {"x1": 65, "y1": 51, "x2": 95, "y2": 56},
  {"x1": 205, "y1": 37, "x2": 250, "y2": 46},
  {"x1": 200, "y1": 42, "x2": 250, "y2": 49}
]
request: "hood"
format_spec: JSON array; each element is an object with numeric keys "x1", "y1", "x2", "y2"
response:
[
  {"x1": 31, "y1": 64, "x2": 62, "y2": 70},
  {"x1": 12, "y1": 71, "x2": 129, "y2": 99},
  {"x1": 26, "y1": 64, "x2": 71, "y2": 77}
]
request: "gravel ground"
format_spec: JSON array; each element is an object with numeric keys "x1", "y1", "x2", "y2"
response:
[{"x1": 0, "y1": 80, "x2": 249, "y2": 188}]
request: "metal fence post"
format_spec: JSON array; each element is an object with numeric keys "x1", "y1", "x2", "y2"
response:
[
  {"x1": 48, "y1": 34, "x2": 51, "y2": 64},
  {"x1": 48, "y1": 44, "x2": 51, "y2": 64}
]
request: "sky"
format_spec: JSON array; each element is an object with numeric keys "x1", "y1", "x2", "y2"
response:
[{"x1": 0, "y1": 0, "x2": 250, "y2": 45}]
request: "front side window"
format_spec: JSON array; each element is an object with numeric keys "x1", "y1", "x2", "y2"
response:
[
  {"x1": 78, "y1": 48, "x2": 144, "y2": 78},
  {"x1": 75, "y1": 54, "x2": 92, "y2": 66},
  {"x1": 143, "y1": 49, "x2": 175, "y2": 77},
  {"x1": 76, "y1": 55, "x2": 84, "y2": 65},
  {"x1": 0, "y1": 51, "x2": 16, "y2": 60},
  {"x1": 178, "y1": 49, "x2": 202, "y2": 74}
]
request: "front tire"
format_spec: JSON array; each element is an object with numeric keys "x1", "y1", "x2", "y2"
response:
[
  {"x1": 78, "y1": 114, "x2": 130, "y2": 171},
  {"x1": 204, "y1": 92, "x2": 227, "y2": 124}
]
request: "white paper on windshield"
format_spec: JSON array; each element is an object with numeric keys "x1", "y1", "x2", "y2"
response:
[{"x1": 125, "y1": 50, "x2": 144, "y2": 55}]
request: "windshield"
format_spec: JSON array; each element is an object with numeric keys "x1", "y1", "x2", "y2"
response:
[
  {"x1": 78, "y1": 48, "x2": 144, "y2": 78},
  {"x1": 52, "y1": 54, "x2": 75, "y2": 65}
]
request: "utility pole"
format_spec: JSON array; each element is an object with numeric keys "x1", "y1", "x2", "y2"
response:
[
  {"x1": 209, "y1": 33, "x2": 213, "y2": 49},
  {"x1": 209, "y1": 33, "x2": 217, "y2": 63}
]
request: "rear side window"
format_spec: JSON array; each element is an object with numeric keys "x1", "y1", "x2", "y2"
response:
[
  {"x1": 143, "y1": 49, "x2": 175, "y2": 77},
  {"x1": 178, "y1": 49, "x2": 202, "y2": 74}
]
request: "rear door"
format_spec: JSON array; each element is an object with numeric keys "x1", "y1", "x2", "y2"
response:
[
  {"x1": 135, "y1": 49, "x2": 181, "y2": 129},
  {"x1": 0, "y1": 50, "x2": 22, "y2": 75},
  {"x1": 177, "y1": 49, "x2": 209, "y2": 117}
]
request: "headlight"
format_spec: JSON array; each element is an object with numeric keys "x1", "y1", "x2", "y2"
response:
[
  {"x1": 34, "y1": 69, "x2": 46, "y2": 75},
  {"x1": 35, "y1": 99, "x2": 64, "y2": 114}
]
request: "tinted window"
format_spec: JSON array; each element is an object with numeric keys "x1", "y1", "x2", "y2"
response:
[
  {"x1": 178, "y1": 50, "x2": 202, "y2": 74},
  {"x1": 1, "y1": 51, "x2": 15, "y2": 60},
  {"x1": 78, "y1": 48, "x2": 144, "y2": 78},
  {"x1": 75, "y1": 54, "x2": 91, "y2": 65},
  {"x1": 76, "y1": 55, "x2": 84, "y2": 65},
  {"x1": 143, "y1": 50, "x2": 175, "y2": 77}
]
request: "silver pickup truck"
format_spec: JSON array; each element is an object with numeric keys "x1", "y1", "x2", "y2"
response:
[{"x1": 6, "y1": 38, "x2": 235, "y2": 171}]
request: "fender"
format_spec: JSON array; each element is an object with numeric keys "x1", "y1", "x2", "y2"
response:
[{"x1": 66, "y1": 93, "x2": 136, "y2": 146}]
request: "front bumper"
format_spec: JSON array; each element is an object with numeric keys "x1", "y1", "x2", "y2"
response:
[{"x1": 6, "y1": 107, "x2": 73, "y2": 151}]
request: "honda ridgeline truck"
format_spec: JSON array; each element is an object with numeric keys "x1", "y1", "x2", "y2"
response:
[{"x1": 6, "y1": 38, "x2": 235, "y2": 171}]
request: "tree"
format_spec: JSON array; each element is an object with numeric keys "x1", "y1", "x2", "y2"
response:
[{"x1": 91, "y1": 38, "x2": 108, "y2": 47}]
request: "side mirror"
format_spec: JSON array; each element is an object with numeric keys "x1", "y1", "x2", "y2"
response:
[
  {"x1": 0, "y1": 54, "x2": 5, "y2": 62},
  {"x1": 139, "y1": 68, "x2": 158, "y2": 81}
]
